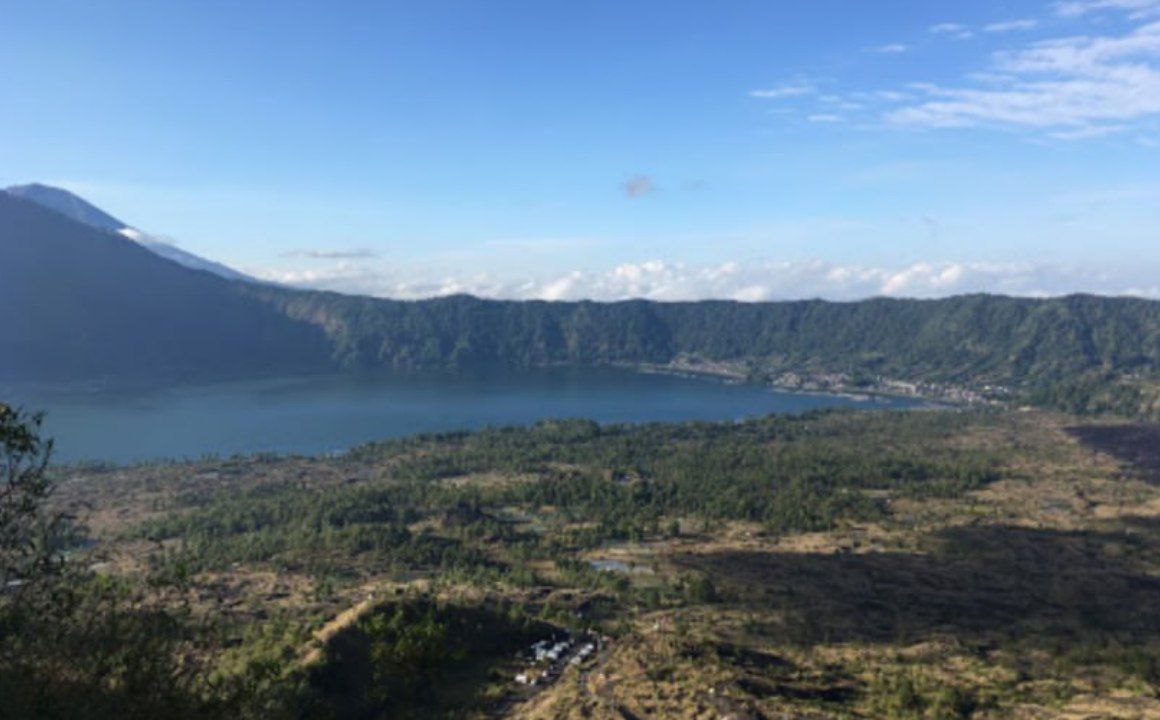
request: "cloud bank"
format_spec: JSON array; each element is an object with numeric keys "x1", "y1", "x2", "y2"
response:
[
  {"x1": 748, "y1": 2, "x2": 1160, "y2": 143},
  {"x1": 889, "y1": 19, "x2": 1160, "y2": 135},
  {"x1": 254, "y1": 258, "x2": 1160, "y2": 303},
  {"x1": 1054, "y1": 0, "x2": 1160, "y2": 19},
  {"x1": 984, "y1": 19, "x2": 1039, "y2": 32},
  {"x1": 748, "y1": 84, "x2": 814, "y2": 99},
  {"x1": 281, "y1": 248, "x2": 380, "y2": 259}
]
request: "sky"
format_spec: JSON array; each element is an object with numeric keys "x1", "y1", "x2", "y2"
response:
[{"x1": 2, "y1": 0, "x2": 1159, "y2": 301}]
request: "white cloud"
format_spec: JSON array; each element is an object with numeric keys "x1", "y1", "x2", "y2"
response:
[
  {"x1": 748, "y1": 84, "x2": 814, "y2": 99},
  {"x1": 929, "y1": 22, "x2": 975, "y2": 39},
  {"x1": 1055, "y1": 0, "x2": 1160, "y2": 19},
  {"x1": 1048, "y1": 123, "x2": 1129, "y2": 139},
  {"x1": 282, "y1": 248, "x2": 379, "y2": 259},
  {"x1": 985, "y1": 19, "x2": 1040, "y2": 33},
  {"x1": 819, "y1": 95, "x2": 865, "y2": 110},
  {"x1": 887, "y1": 19, "x2": 1160, "y2": 136},
  {"x1": 871, "y1": 43, "x2": 908, "y2": 53},
  {"x1": 873, "y1": 90, "x2": 911, "y2": 102},
  {"x1": 807, "y1": 114, "x2": 844, "y2": 123},
  {"x1": 1050, "y1": 182, "x2": 1160, "y2": 205},
  {"x1": 252, "y1": 259, "x2": 1160, "y2": 302}
]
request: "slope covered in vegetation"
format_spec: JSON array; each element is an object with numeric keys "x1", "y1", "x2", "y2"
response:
[
  {"x1": 11, "y1": 407, "x2": 1159, "y2": 719},
  {"x1": 4, "y1": 189, "x2": 1159, "y2": 416},
  {"x1": 259, "y1": 287, "x2": 1160, "y2": 414}
]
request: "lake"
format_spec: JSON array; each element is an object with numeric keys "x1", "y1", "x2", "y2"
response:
[{"x1": 4, "y1": 367, "x2": 927, "y2": 464}]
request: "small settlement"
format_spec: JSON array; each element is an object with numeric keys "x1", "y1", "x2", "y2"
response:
[{"x1": 514, "y1": 632, "x2": 600, "y2": 687}]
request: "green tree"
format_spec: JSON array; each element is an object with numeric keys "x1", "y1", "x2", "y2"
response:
[{"x1": 0, "y1": 403, "x2": 58, "y2": 590}]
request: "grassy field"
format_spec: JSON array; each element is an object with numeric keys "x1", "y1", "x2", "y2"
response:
[{"x1": 45, "y1": 409, "x2": 1160, "y2": 718}]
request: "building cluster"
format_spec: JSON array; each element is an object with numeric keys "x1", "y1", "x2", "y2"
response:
[
  {"x1": 644, "y1": 355, "x2": 1012, "y2": 407},
  {"x1": 773, "y1": 371, "x2": 1009, "y2": 405},
  {"x1": 514, "y1": 633, "x2": 598, "y2": 687}
]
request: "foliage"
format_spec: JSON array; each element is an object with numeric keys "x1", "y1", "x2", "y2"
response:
[
  {"x1": 867, "y1": 669, "x2": 977, "y2": 720},
  {"x1": 258, "y1": 288, "x2": 1160, "y2": 407},
  {"x1": 302, "y1": 599, "x2": 548, "y2": 719},
  {"x1": 0, "y1": 403, "x2": 58, "y2": 588},
  {"x1": 0, "y1": 403, "x2": 293, "y2": 720},
  {"x1": 135, "y1": 411, "x2": 1003, "y2": 583}
]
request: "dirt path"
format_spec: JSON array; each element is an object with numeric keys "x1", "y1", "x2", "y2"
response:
[{"x1": 300, "y1": 592, "x2": 378, "y2": 666}]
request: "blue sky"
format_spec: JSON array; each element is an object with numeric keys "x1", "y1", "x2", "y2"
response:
[{"x1": 2, "y1": 0, "x2": 1159, "y2": 300}]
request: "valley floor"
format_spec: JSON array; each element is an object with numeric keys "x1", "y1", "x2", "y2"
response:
[{"x1": 44, "y1": 409, "x2": 1160, "y2": 719}]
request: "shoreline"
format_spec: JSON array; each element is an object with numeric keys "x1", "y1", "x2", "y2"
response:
[{"x1": 628, "y1": 359, "x2": 1000, "y2": 408}]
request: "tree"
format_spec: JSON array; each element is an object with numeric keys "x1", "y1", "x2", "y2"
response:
[
  {"x1": 0, "y1": 403, "x2": 58, "y2": 591},
  {"x1": 0, "y1": 404, "x2": 264, "y2": 719}
]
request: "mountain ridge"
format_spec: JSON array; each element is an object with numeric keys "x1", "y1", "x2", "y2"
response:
[
  {"x1": 0, "y1": 191, "x2": 331, "y2": 382},
  {"x1": 1, "y1": 185, "x2": 1158, "y2": 417},
  {"x1": 5, "y1": 182, "x2": 127, "y2": 231}
]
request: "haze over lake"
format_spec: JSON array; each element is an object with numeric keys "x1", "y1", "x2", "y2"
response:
[{"x1": 8, "y1": 368, "x2": 925, "y2": 464}]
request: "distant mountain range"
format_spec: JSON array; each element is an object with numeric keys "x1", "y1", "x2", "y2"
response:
[{"x1": 1, "y1": 184, "x2": 1157, "y2": 417}]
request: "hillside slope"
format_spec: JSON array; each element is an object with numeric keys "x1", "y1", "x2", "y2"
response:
[
  {"x1": 5, "y1": 183, "x2": 252, "y2": 281},
  {"x1": 5, "y1": 183, "x2": 127, "y2": 231},
  {"x1": 2, "y1": 186, "x2": 1158, "y2": 414},
  {"x1": 0, "y1": 193, "x2": 331, "y2": 382},
  {"x1": 255, "y1": 287, "x2": 1160, "y2": 389}
]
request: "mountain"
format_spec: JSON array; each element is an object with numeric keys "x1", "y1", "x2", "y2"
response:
[
  {"x1": 256, "y1": 287, "x2": 1160, "y2": 389},
  {"x1": 5, "y1": 183, "x2": 126, "y2": 231},
  {"x1": 116, "y1": 227, "x2": 252, "y2": 282},
  {"x1": 245, "y1": 288, "x2": 1160, "y2": 417},
  {"x1": 3, "y1": 183, "x2": 251, "y2": 281},
  {"x1": 2, "y1": 186, "x2": 1158, "y2": 415},
  {"x1": 0, "y1": 191, "x2": 331, "y2": 382}
]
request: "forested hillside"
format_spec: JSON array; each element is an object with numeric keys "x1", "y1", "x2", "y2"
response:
[
  {"x1": 3, "y1": 189, "x2": 1159, "y2": 415},
  {"x1": 256, "y1": 287, "x2": 1160, "y2": 399}
]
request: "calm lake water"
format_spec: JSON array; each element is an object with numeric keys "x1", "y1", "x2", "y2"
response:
[{"x1": 5, "y1": 368, "x2": 926, "y2": 464}]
